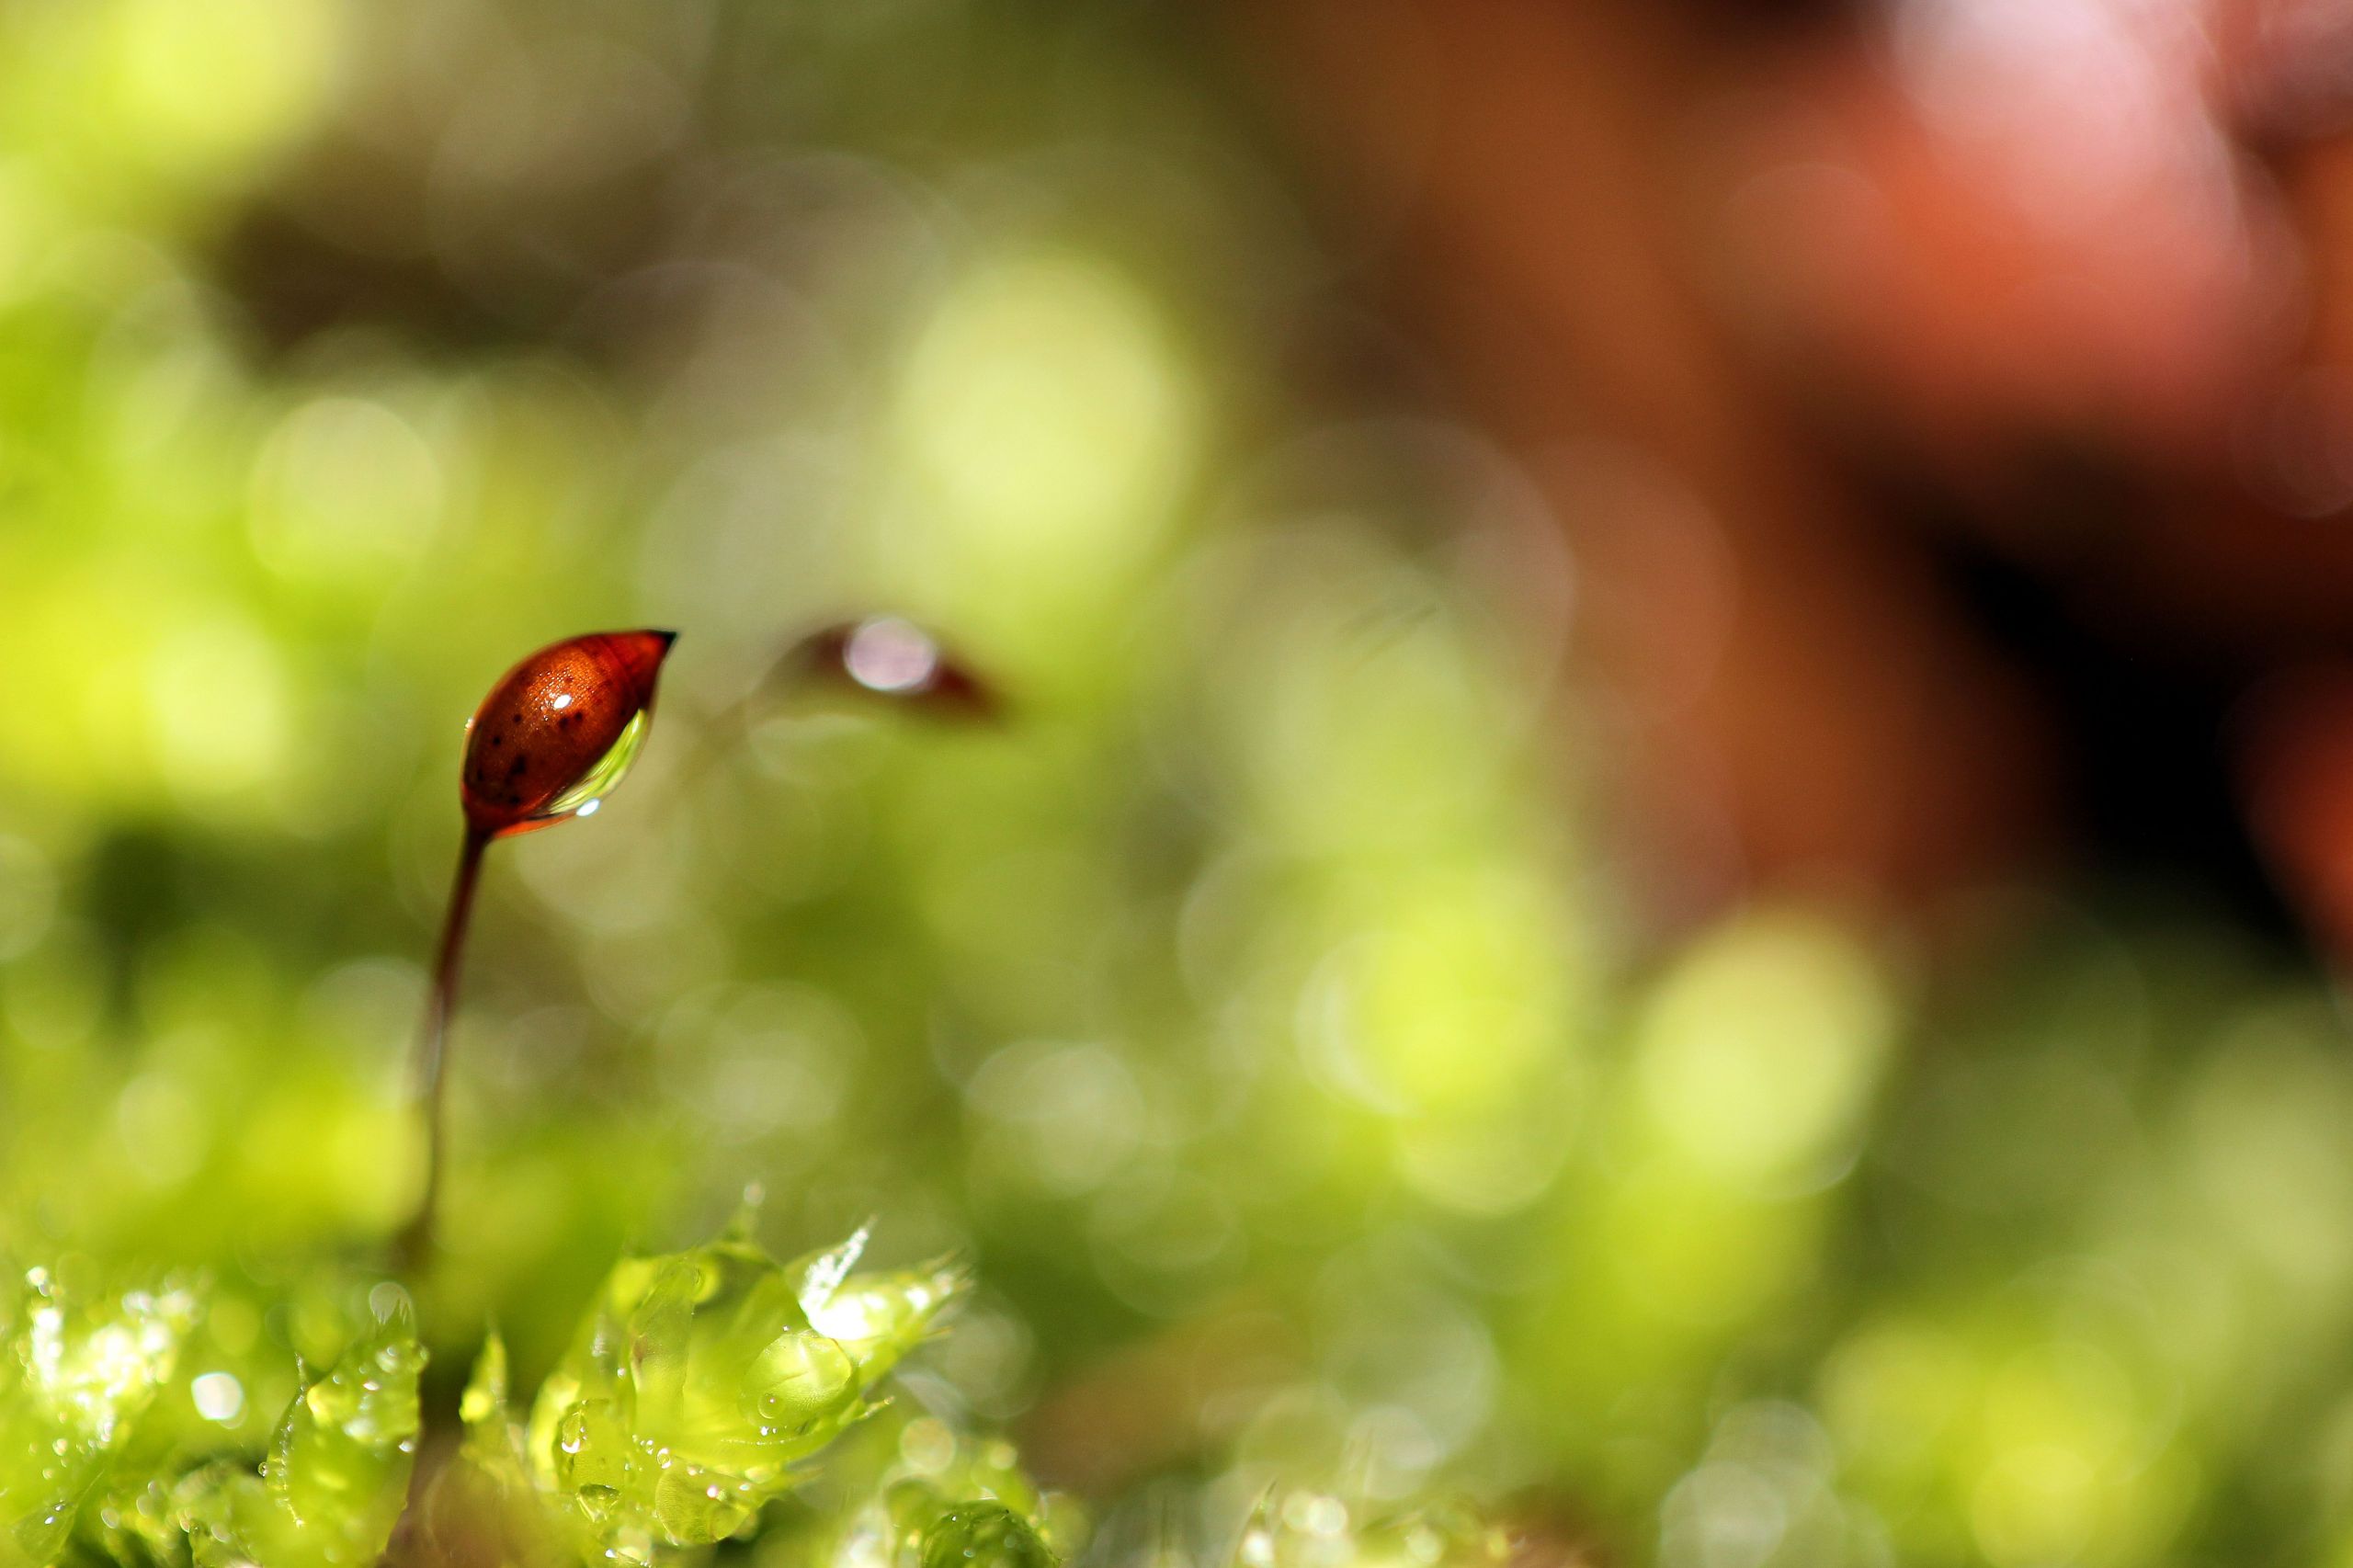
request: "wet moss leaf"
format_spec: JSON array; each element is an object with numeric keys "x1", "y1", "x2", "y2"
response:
[
  {"x1": 524, "y1": 1225, "x2": 966, "y2": 1552},
  {"x1": 789, "y1": 1426, "x2": 1067, "y2": 1568},
  {"x1": 0, "y1": 1268, "x2": 199, "y2": 1567},
  {"x1": 915, "y1": 1502, "x2": 1057, "y2": 1568},
  {"x1": 182, "y1": 1305, "x2": 426, "y2": 1568}
]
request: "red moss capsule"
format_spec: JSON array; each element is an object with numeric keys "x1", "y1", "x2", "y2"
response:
[
  {"x1": 787, "y1": 617, "x2": 998, "y2": 719},
  {"x1": 460, "y1": 630, "x2": 676, "y2": 838}
]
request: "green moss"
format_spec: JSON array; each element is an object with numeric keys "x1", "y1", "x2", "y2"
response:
[
  {"x1": 0, "y1": 1222, "x2": 1042, "y2": 1568},
  {"x1": 0, "y1": 1269, "x2": 199, "y2": 1566}
]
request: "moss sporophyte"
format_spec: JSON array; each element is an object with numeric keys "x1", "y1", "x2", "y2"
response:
[
  {"x1": 394, "y1": 619, "x2": 994, "y2": 1271},
  {"x1": 781, "y1": 617, "x2": 1000, "y2": 721},
  {"x1": 396, "y1": 630, "x2": 677, "y2": 1271}
]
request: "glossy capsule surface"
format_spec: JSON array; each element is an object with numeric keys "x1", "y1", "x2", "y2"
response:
[{"x1": 460, "y1": 630, "x2": 676, "y2": 836}]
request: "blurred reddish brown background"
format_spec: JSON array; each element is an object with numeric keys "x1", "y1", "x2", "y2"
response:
[{"x1": 1226, "y1": 0, "x2": 2353, "y2": 958}]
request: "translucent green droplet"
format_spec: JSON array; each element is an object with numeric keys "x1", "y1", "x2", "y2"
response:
[{"x1": 540, "y1": 708, "x2": 649, "y2": 823}]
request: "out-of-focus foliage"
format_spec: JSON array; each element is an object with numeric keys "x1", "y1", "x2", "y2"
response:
[
  {"x1": 785, "y1": 1437, "x2": 1060, "y2": 1568},
  {"x1": 752, "y1": 1410, "x2": 1083, "y2": 1568},
  {"x1": 1233, "y1": 1491, "x2": 1511, "y2": 1568},
  {"x1": 0, "y1": 2, "x2": 2351, "y2": 1568}
]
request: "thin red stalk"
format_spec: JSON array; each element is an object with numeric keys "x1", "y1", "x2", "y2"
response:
[{"x1": 395, "y1": 824, "x2": 490, "y2": 1271}]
